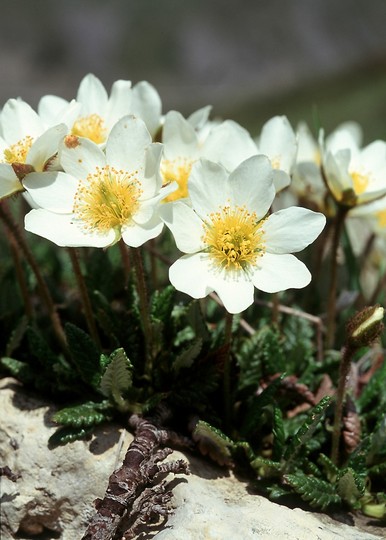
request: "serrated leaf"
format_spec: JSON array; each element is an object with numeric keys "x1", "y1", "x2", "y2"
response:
[
  {"x1": 250, "y1": 456, "x2": 282, "y2": 477},
  {"x1": 151, "y1": 285, "x2": 175, "y2": 323},
  {"x1": 65, "y1": 323, "x2": 101, "y2": 388},
  {"x1": 0, "y1": 356, "x2": 34, "y2": 382},
  {"x1": 284, "y1": 473, "x2": 341, "y2": 510},
  {"x1": 48, "y1": 426, "x2": 94, "y2": 447},
  {"x1": 272, "y1": 406, "x2": 285, "y2": 461},
  {"x1": 357, "y1": 356, "x2": 386, "y2": 412},
  {"x1": 100, "y1": 348, "x2": 133, "y2": 411},
  {"x1": 5, "y1": 316, "x2": 28, "y2": 357},
  {"x1": 240, "y1": 374, "x2": 285, "y2": 438},
  {"x1": 27, "y1": 326, "x2": 57, "y2": 366},
  {"x1": 193, "y1": 420, "x2": 234, "y2": 466},
  {"x1": 52, "y1": 401, "x2": 111, "y2": 428},
  {"x1": 317, "y1": 453, "x2": 339, "y2": 483},
  {"x1": 336, "y1": 467, "x2": 365, "y2": 507},
  {"x1": 283, "y1": 396, "x2": 331, "y2": 468},
  {"x1": 173, "y1": 338, "x2": 203, "y2": 372}
]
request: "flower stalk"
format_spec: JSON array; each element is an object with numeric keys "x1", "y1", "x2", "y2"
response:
[
  {"x1": 0, "y1": 201, "x2": 68, "y2": 352},
  {"x1": 68, "y1": 248, "x2": 102, "y2": 350}
]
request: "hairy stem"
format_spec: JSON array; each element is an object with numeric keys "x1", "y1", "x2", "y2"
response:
[
  {"x1": 326, "y1": 205, "x2": 349, "y2": 349},
  {"x1": 132, "y1": 247, "x2": 153, "y2": 378},
  {"x1": 0, "y1": 201, "x2": 67, "y2": 351},
  {"x1": 331, "y1": 345, "x2": 354, "y2": 465},
  {"x1": 68, "y1": 248, "x2": 101, "y2": 349},
  {"x1": 223, "y1": 311, "x2": 234, "y2": 432}
]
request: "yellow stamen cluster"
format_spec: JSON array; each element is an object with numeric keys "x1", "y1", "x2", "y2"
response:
[
  {"x1": 71, "y1": 114, "x2": 107, "y2": 144},
  {"x1": 161, "y1": 157, "x2": 194, "y2": 202},
  {"x1": 375, "y1": 209, "x2": 386, "y2": 229},
  {"x1": 3, "y1": 136, "x2": 34, "y2": 164},
  {"x1": 350, "y1": 170, "x2": 370, "y2": 195},
  {"x1": 203, "y1": 204, "x2": 265, "y2": 274},
  {"x1": 72, "y1": 165, "x2": 142, "y2": 233}
]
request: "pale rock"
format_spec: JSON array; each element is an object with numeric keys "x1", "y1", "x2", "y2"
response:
[{"x1": 0, "y1": 377, "x2": 384, "y2": 540}]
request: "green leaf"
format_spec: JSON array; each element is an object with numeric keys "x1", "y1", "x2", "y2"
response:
[
  {"x1": 173, "y1": 338, "x2": 203, "y2": 372},
  {"x1": 100, "y1": 348, "x2": 133, "y2": 411},
  {"x1": 250, "y1": 456, "x2": 282, "y2": 477},
  {"x1": 65, "y1": 323, "x2": 101, "y2": 388},
  {"x1": 317, "y1": 453, "x2": 339, "y2": 483},
  {"x1": 5, "y1": 316, "x2": 28, "y2": 357},
  {"x1": 336, "y1": 467, "x2": 365, "y2": 507},
  {"x1": 357, "y1": 356, "x2": 386, "y2": 412},
  {"x1": 284, "y1": 473, "x2": 341, "y2": 510},
  {"x1": 151, "y1": 285, "x2": 175, "y2": 323},
  {"x1": 240, "y1": 374, "x2": 285, "y2": 438},
  {"x1": 283, "y1": 396, "x2": 331, "y2": 467},
  {"x1": 193, "y1": 420, "x2": 234, "y2": 466},
  {"x1": 272, "y1": 406, "x2": 285, "y2": 461},
  {"x1": 52, "y1": 400, "x2": 112, "y2": 428},
  {"x1": 0, "y1": 356, "x2": 34, "y2": 383},
  {"x1": 27, "y1": 326, "x2": 57, "y2": 367},
  {"x1": 48, "y1": 426, "x2": 94, "y2": 447}
]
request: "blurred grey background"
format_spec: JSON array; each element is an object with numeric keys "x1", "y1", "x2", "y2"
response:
[{"x1": 1, "y1": 0, "x2": 386, "y2": 140}]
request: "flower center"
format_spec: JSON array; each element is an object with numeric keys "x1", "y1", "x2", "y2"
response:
[
  {"x1": 161, "y1": 157, "x2": 195, "y2": 202},
  {"x1": 3, "y1": 136, "x2": 34, "y2": 164},
  {"x1": 375, "y1": 209, "x2": 386, "y2": 229},
  {"x1": 72, "y1": 165, "x2": 142, "y2": 233},
  {"x1": 350, "y1": 170, "x2": 370, "y2": 195},
  {"x1": 202, "y1": 205, "x2": 265, "y2": 274},
  {"x1": 71, "y1": 114, "x2": 107, "y2": 144}
]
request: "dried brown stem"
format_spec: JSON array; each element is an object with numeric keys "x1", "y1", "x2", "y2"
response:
[{"x1": 82, "y1": 415, "x2": 189, "y2": 540}]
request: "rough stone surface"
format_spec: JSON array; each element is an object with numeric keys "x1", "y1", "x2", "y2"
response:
[{"x1": 1, "y1": 377, "x2": 385, "y2": 540}]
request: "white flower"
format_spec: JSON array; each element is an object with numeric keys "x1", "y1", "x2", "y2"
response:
[
  {"x1": 38, "y1": 73, "x2": 162, "y2": 145},
  {"x1": 24, "y1": 116, "x2": 175, "y2": 248},
  {"x1": 255, "y1": 116, "x2": 297, "y2": 192},
  {"x1": 0, "y1": 98, "x2": 69, "y2": 199},
  {"x1": 160, "y1": 156, "x2": 326, "y2": 314},
  {"x1": 160, "y1": 110, "x2": 258, "y2": 202},
  {"x1": 321, "y1": 122, "x2": 386, "y2": 207}
]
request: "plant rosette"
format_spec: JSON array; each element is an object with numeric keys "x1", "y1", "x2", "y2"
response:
[{"x1": 160, "y1": 155, "x2": 326, "y2": 314}]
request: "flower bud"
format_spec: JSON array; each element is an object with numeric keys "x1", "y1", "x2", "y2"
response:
[{"x1": 346, "y1": 305, "x2": 384, "y2": 349}]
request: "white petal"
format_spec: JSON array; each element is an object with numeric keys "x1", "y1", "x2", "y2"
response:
[
  {"x1": 188, "y1": 159, "x2": 229, "y2": 219},
  {"x1": 38, "y1": 95, "x2": 70, "y2": 125},
  {"x1": 132, "y1": 81, "x2": 162, "y2": 138},
  {"x1": 24, "y1": 172, "x2": 78, "y2": 213},
  {"x1": 27, "y1": 124, "x2": 68, "y2": 171},
  {"x1": 252, "y1": 253, "x2": 311, "y2": 293},
  {"x1": 121, "y1": 214, "x2": 163, "y2": 247},
  {"x1": 160, "y1": 201, "x2": 205, "y2": 253},
  {"x1": 60, "y1": 136, "x2": 106, "y2": 180},
  {"x1": 25, "y1": 209, "x2": 115, "y2": 247},
  {"x1": 169, "y1": 254, "x2": 214, "y2": 298},
  {"x1": 1, "y1": 99, "x2": 44, "y2": 142},
  {"x1": 106, "y1": 79, "x2": 132, "y2": 127},
  {"x1": 202, "y1": 120, "x2": 258, "y2": 170},
  {"x1": 0, "y1": 164, "x2": 23, "y2": 198},
  {"x1": 228, "y1": 155, "x2": 275, "y2": 218},
  {"x1": 162, "y1": 111, "x2": 198, "y2": 159},
  {"x1": 263, "y1": 207, "x2": 326, "y2": 253},
  {"x1": 106, "y1": 116, "x2": 151, "y2": 172},
  {"x1": 258, "y1": 116, "x2": 297, "y2": 174},
  {"x1": 272, "y1": 169, "x2": 291, "y2": 192},
  {"x1": 76, "y1": 74, "x2": 108, "y2": 115},
  {"x1": 210, "y1": 276, "x2": 255, "y2": 314},
  {"x1": 188, "y1": 105, "x2": 212, "y2": 131}
]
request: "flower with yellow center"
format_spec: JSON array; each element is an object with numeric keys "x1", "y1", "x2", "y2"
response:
[
  {"x1": 254, "y1": 116, "x2": 297, "y2": 192},
  {"x1": 160, "y1": 110, "x2": 258, "y2": 203},
  {"x1": 161, "y1": 157, "x2": 195, "y2": 202},
  {"x1": 24, "y1": 116, "x2": 176, "y2": 248},
  {"x1": 160, "y1": 155, "x2": 326, "y2": 314},
  {"x1": 0, "y1": 98, "x2": 69, "y2": 200},
  {"x1": 321, "y1": 123, "x2": 386, "y2": 207}
]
